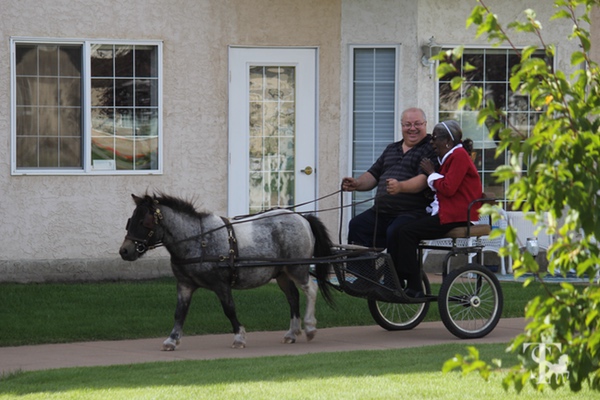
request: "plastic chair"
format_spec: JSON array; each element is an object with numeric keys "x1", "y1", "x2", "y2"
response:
[{"x1": 422, "y1": 208, "x2": 512, "y2": 274}]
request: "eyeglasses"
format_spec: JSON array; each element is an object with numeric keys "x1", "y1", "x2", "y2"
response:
[{"x1": 401, "y1": 121, "x2": 426, "y2": 129}]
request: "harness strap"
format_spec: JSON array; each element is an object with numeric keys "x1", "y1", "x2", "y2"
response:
[
  {"x1": 221, "y1": 216, "x2": 239, "y2": 286},
  {"x1": 170, "y1": 217, "x2": 240, "y2": 287}
]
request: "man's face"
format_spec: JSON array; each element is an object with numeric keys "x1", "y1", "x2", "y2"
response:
[{"x1": 401, "y1": 111, "x2": 427, "y2": 147}]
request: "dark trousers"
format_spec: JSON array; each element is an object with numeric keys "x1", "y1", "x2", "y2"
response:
[
  {"x1": 348, "y1": 208, "x2": 425, "y2": 249},
  {"x1": 388, "y1": 214, "x2": 467, "y2": 291}
]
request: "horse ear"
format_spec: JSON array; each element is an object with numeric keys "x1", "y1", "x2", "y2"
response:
[{"x1": 132, "y1": 194, "x2": 143, "y2": 205}]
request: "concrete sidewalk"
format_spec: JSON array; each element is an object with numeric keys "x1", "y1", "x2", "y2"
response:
[{"x1": 0, "y1": 318, "x2": 526, "y2": 374}]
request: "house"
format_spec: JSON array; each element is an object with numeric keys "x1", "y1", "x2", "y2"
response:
[{"x1": 1, "y1": 0, "x2": 593, "y2": 282}]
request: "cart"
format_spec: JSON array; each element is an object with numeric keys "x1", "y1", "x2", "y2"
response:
[{"x1": 325, "y1": 198, "x2": 503, "y2": 339}]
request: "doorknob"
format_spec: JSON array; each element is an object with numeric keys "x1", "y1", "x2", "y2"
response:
[{"x1": 300, "y1": 166, "x2": 313, "y2": 175}]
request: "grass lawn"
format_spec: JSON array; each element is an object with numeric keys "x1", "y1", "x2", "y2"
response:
[
  {"x1": 1, "y1": 278, "x2": 551, "y2": 347},
  {"x1": 1, "y1": 279, "x2": 593, "y2": 398},
  {"x1": 0, "y1": 343, "x2": 592, "y2": 399}
]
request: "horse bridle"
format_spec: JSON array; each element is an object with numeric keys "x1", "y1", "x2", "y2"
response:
[{"x1": 125, "y1": 203, "x2": 164, "y2": 254}]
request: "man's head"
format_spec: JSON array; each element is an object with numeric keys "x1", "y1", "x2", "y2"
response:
[{"x1": 400, "y1": 108, "x2": 428, "y2": 147}]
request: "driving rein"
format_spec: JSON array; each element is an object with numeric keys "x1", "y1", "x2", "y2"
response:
[{"x1": 124, "y1": 195, "x2": 376, "y2": 286}]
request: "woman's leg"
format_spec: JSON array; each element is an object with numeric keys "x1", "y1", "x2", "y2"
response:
[{"x1": 389, "y1": 216, "x2": 465, "y2": 293}]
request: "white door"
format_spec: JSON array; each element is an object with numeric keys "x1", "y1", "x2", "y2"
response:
[{"x1": 228, "y1": 47, "x2": 317, "y2": 216}]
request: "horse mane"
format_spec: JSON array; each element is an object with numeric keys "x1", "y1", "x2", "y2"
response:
[{"x1": 149, "y1": 192, "x2": 211, "y2": 219}]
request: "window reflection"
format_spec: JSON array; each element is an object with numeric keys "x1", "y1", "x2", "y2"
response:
[
  {"x1": 90, "y1": 44, "x2": 159, "y2": 170},
  {"x1": 15, "y1": 44, "x2": 82, "y2": 168},
  {"x1": 438, "y1": 48, "x2": 552, "y2": 202}
]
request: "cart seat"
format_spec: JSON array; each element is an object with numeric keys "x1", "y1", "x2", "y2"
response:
[{"x1": 444, "y1": 224, "x2": 491, "y2": 239}]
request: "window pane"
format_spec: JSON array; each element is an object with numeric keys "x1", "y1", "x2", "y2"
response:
[
  {"x1": 91, "y1": 45, "x2": 114, "y2": 77},
  {"x1": 39, "y1": 46, "x2": 59, "y2": 76},
  {"x1": 16, "y1": 77, "x2": 38, "y2": 106},
  {"x1": 485, "y1": 82, "x2": 507, "y2": 109},
  {"x1": 90, "y1": 44, "x2": 160, "y2": 171},
  {"x1": 15, "y1": 44, "x2": 83, "y2": 169},
  {"x1": 135, "y1": 46, "x2": 158, "y2": 77},
  {"x1": 463, "y1": 52, "x2": 483, "y2": 81},
  {"x1": 115, "y1": 45, "x2": 134, "y2": 77},
  {"x1": 247, "y1": 65, "x2": 296, "y2": 212},
  {"x1": 15, "y1": 45, "x2": 37, "y2": 75},
  {"x1": 485, "y1": 51, "x2": 507, "y2": 82},
  {"x1": 115, "y1": 78, "x2": 134, "y2": 106}
]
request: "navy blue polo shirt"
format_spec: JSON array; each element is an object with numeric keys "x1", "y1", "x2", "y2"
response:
[{"x1": 367, "y1": 134, "x2": 437, "y2": 216}]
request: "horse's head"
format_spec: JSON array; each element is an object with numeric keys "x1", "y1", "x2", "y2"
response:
[{"x1": 119, "y1": 194, "x2": 164, "y2": 261}]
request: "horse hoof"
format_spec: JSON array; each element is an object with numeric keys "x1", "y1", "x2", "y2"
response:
[
  {"x1": 162, "y1": 338, "x2": 179, "y2": 351},
  {"x1": 305, "y1": 329, "x2": 317, "y2": 342},
  {"x1": 282, "y1": 337, "x2": 296, "y2": 344},
  {"x1": 232, "y1": 342, "x2": 246, "y2": 349}
]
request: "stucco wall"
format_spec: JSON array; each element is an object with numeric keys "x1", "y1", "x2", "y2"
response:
[
  {"x1": 0, "y1": 0, "x2": 586, "y2": 282},
  {"x1": 0, "y1": 0, "x2": 342, "y2": 281}
]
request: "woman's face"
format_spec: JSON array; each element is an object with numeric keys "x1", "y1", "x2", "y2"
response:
[{"x1": 431, "y1": 132, "x2": 452, "y2": 157}]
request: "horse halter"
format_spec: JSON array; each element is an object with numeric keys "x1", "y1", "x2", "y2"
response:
[{"x1": 125, "y1": 203, "x2": 164, "y2": 254}]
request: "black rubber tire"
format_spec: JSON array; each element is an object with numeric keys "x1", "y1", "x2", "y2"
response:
[
  {"x1": 367, "y1": 271, "x2": 431, "y2": 331},
  {"x1": 438, "y1": 264, "x2": 503, "y2": 339}
]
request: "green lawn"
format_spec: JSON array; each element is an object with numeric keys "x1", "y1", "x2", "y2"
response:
[
  {"x1": 1, "y1": 278, "x2": 547, "y2": 347},
  {"x1": 0, "y1": 343, "x2": 591, "y2": 399},
  {"x1": 1, "y1": 279, "x2": 593, "y2": 398}
]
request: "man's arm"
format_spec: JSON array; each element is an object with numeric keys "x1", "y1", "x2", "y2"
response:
[
  {"x1": 385, "y1": 174, "x2": 427, "y2": 195},
  {"x1": 341, "y1": 172, "x2": 378, "y2": 192}
]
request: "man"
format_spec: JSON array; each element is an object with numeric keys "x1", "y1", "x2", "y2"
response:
[{"x1": 341, "y1": 107, "x2": 437, "y2": 250}]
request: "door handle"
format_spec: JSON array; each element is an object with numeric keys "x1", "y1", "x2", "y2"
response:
[{"x1": 300, "y1": 166, "x2": 313, "y2": 175}]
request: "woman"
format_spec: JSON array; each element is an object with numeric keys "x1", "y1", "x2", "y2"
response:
[{"x1": 388, "y1": 120, "x2": 483, "y2": 298}]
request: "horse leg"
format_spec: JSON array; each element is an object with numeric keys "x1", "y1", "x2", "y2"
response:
[
  {"x1": 213, "y1": 284, "x2": 246, "y2": 348},
  {"x1": 298, "y1": 270, "x2": 319, "y2": 341},
  {"x1": 276, "y1": 275, "x2": 302, "y2": 344},
  {"x1": 162, "y1": 282, "x2": 195, "y2": 351}
]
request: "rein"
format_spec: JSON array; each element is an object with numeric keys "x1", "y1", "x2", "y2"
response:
[{"x1": 125, "y1": 190, "x2": 383, "y2": 280}]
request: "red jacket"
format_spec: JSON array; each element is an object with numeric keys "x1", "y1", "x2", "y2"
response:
[{"x1": 432, "y1": 147, "x2": 482, "y2": 224}]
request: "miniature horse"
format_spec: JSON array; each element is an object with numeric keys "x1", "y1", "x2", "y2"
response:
[{"x1": 119, "y1": 193, "x2": 334, "y2": 350}]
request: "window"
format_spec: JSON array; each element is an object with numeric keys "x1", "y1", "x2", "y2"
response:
[
  {"x1": 350, "y1": 46, "x2": 398, "y2": 216},
  {"x1": 437, "y1": 48, "x2": 551, "y2": 200},
  {"x1": 11, "y1": 39, "x2": 162, "y2": 174}
]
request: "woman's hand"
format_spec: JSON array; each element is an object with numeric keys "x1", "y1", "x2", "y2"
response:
[{"x1": 420, "y1": 159, "x2": 436, "y2": 176}]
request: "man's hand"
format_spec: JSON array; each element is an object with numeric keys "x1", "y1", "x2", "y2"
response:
[
  {"x1": 341, "y1": 177, "x2": 358, "y2": 192},
  {"x1": 386, "y1": 178, "x2": 401, "y2": 195}
]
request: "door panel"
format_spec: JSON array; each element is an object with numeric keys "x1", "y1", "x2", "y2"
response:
[{"x1": 228, "y1": 47, "x2": 317, "y2": 216}]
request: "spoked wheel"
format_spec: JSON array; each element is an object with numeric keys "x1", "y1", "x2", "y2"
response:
[
  {"x1": 368, "y1": 271, "x2": 431, "y2": 331},
  {"x1": 438, "y1": 264, "x2": 503, "y2": 339}
]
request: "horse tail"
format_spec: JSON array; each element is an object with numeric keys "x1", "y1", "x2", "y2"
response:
[{"x1": 304, "y1": 214, "x2": 335, "y2": 307}]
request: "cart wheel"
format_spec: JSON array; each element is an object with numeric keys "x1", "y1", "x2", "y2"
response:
[
  {"x1": 438, "y1": 264, "x2": 503, "y2": 339},
  {"x1": 367, "y1": 271, "x2": 431, "y2": 331}
]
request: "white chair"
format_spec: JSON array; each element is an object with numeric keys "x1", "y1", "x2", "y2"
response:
[
  {"x1": 422, "y1": 209, "x2": 512, "y2": 274},
  {"x1": 506, "y1": 211, "x2": 554, "y2": 252}
]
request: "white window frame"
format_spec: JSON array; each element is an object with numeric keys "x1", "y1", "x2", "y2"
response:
[
  {"x1": 347, "y1": 44, "x2": 401, "y2": 216},
  {"x1": 10, "y1": 37, "x2": 163, "y2": 175}
]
